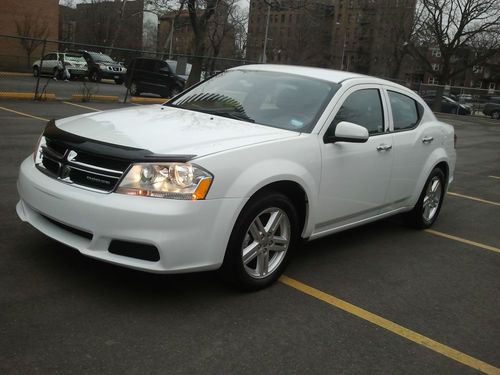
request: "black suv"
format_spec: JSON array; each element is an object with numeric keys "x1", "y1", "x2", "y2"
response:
[
  {"x1": 125, "y1": 57, "x2": 186, "y2": 98},
  {"x1": 77, "y1": 50, "x2": 126, "y2": 84}
]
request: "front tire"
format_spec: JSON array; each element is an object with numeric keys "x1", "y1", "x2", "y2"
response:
[
  {"x1": 221, "y1": 192, "x2": 299, "y2": 291},
  {"x1": 406, "y1": 168, "x2": 445, "y2": 229},
  {"x1": 491, "y1": 111, "x2": 500, "y2": 120}
]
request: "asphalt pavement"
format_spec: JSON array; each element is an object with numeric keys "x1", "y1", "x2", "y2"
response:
[{"x1": 0, "y1": 101, "x2": 499, "y2": 374}]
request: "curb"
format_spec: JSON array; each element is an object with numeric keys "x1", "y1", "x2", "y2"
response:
[
  {"x1": 129, "y1": 97, "x2": 168, "y2": 104},
  {"x1": 0, "y1": 92, "x2": 56, "y2": 100},
  {"x1": 0, "y1": 71, "x2": 32, "y2": 77},
  {"x1": 70, "y1": 94, "x2": 119, "y2": 102}
]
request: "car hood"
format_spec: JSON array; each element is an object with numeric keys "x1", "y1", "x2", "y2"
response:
[{"x1": 55, "y1": 105, "x2": 299, "y2": 157}]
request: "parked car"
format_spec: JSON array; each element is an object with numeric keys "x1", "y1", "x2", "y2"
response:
[
  {"x1": 125, "y1": 57, "x2": 185, "y2": 98},
  {"x1": 76, "y1": 50, "x2": 126, "y2": 84},
  {"x1": 422, "y1": 95, "x2": 471, "y2": 115},
  {"x1": 483, "y1": 102, "x2": 500, "y2": 119},
  {"x1": 33, "y1": 52, "x2": 88, "y2": 79},
  {"x1": 16, "y1": 65, "x2": 456, "y2": 290}
]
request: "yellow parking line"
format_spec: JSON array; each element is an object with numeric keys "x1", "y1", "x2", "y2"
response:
[
  {"x1": 0, "y1": 105, "x2": 49, "y2": 122},
  {"x1": 448, "y1": 192, "x2": 500, "y2": 207},
  {"x1": 63, "y1": 101, "x2": 101, "y2": 112},
  {"x1": 425, "y1": 229, "x2": 500, "y2": 254},
  {"x1": 280, "y1": 276, "x2": 500, "y2": 375},
  {"x1": 488, "y1": 176, "x2": 500, "y2": 180}
]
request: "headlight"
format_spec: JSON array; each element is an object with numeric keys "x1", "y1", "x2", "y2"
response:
[
  {"x1": 116, "y1": 163, "x2": 213, "y2": 200},
  {"x1": 33, "y1": 133, "x2": 46, "y2": 163}
]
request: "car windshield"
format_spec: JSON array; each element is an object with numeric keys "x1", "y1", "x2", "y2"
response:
[
  {"x1": 167, "y1": 70, "x2": 340, "y2": 133},
  {"x1": 89, "y1": 52, "x2": 115, "y2": 63},
  {"x1": 64, "y1": 54, "x2": 85, "y2": 62}
]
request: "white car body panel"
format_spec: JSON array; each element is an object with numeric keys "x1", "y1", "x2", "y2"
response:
[
  {"x1": 56, "y1": 105, "x2": 299, "y2": 156},
  {"x1": 16, "y1": 65, "x2": 456, "y2": 274}
]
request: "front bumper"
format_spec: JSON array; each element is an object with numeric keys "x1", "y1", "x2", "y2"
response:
[
  {"x1": 68, "y1": 68, "x2": 88, "y2": 76},
  {"x1": 99, "y1": 68, "x2": 126, "y2": 79},
  {"x1": 17, "y1": 157, "x2": 245, "y2": 273}
]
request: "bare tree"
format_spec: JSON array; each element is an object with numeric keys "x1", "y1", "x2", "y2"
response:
[
  {"x1": 408, "y1": 0, "x2": 500, "y2": 84},
  {"x1": 15, "y1": 14, "x2": 49, "y2": 68},
  {"x1": 207, "y1": 0, "x2": 244, "y2": 72},
  {"x1": 185, "y1": 0, "x2": 220, "y2": 86}
]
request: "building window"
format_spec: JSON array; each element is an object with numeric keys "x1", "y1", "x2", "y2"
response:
[
  {"x1": 489, "y1": 82, "x2": 496, "y2": 90},
  {"x1": 472, "y1": 65, "x2": 484, "y2": 74},
  {"x1": 281, "y1": 14, "x2": 285, "y2": 23},
  {"x1": 431, "y1": 49, "x2": 441, "y2": 57},
  {"x1": 432, "y1": 63, "x2": 440, "y2": 71},
  {"x1": 428, "y1": 77, "x2": 437, "y2": 84}
]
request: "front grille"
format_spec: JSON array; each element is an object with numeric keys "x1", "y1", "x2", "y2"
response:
[{"x1": 37, "y1": 137, "x2": 129, "y2": 192}]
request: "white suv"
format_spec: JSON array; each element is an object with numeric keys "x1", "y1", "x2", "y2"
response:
[{"x1": 17, "y1": 65, "x2": 456, "y2": 290}]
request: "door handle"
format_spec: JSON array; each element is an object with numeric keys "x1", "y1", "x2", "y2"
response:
[
  {"x1": 376, "y1": 144, "x2": 392, "y2": 151},
  {"x1": 422, "y1": 136, "x2": 434, "y2": 144}
]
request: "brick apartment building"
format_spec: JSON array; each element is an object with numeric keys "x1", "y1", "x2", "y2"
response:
[
  {"x1": 246, "y1": 0, "x2": 416, "y2": 78},
  {"x1": 423, "y1": 47, "x2": 500, "y2": 91},
  {"x1": 60, "y1": 0, "x2": 145, "y2": 52},
  {"x1": 0, "y1": 0, "x2": 59, "y2": 71}
]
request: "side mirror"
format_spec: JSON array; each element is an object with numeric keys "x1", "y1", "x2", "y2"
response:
[{"x1": 324, "y1": 121, "x2": 369, "y2": 144}]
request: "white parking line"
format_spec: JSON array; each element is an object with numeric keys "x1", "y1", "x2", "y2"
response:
[{"x1": 62, "y1": 101, "x2": 102, "y2": 112}]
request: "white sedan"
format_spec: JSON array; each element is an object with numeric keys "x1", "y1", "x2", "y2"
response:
[{"x1": 16, "y1": 65, "x2": 456, "y2": 290}]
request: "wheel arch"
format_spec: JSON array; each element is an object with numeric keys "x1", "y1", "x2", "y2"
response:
[
  {"x1": 248, "y1": 180, "x2": 309, "y2": 239},
  {"x1": 434, "y1": 161, "x2": 449, "y2": 189}
]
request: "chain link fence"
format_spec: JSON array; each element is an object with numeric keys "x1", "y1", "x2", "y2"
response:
[
  {"x1": 1, "y1": 34, "x2": 499, "y2": 119},
  {"x1": 0, "y1": 34, "x2": 252, "y2": 103}
]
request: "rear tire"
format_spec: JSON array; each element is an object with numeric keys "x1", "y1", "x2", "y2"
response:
[
  {"x1": 33, "y1": 66, "x2": 39, "y2": 77},
  {"x1": 114, "y1": 78, "x2": 124, "y2": 85},
  {"x1": 491, "y1": 111, "x2": 500, "y2": 120},
  {"x1": 220, "y1": 191, "x2": 299, "y2": 291},
  {"x1": 406, "y1": 168, "x2": 445, "y2": 229}
]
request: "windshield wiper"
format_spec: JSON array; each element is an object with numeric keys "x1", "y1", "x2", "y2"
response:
[{"x1": 186, "y1": 107, "x2": 255, "y2": 123}]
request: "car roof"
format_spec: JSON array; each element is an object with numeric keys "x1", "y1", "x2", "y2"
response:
[{"x1": 233, "y1": 64, "x2": 400, "y2": 86}]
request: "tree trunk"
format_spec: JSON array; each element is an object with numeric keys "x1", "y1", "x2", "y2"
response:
[{"x1": 187, "y1": 39, "x2": 206, "y2": 87}]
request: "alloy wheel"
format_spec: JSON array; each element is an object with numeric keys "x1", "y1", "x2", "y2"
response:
[
  {"x1": 241, "y1": 207, "x2": 291, "y2": 279},
  {"x1": 422, "y1": 176, "x2": 442, "y2": 222}
]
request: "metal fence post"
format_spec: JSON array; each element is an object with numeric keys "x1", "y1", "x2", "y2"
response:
[
  {"x1": 34, "y1": 39, "x2": 46, "y2": 101},
  {"x1": 123, "y1": 58, "x2": 136, "y2": 103}
]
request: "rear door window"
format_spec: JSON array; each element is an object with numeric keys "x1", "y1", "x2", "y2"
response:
[{"x1": 388, "y1": 91, "x2": 422, "y2": 131}]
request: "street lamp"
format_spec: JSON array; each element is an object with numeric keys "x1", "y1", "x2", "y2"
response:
[
  {"x1": 336, "y1": 22, "x2": 347, "y2": 70},
  {"x1": 262, "y1": 4, "x2": 271, "y2": 63}
]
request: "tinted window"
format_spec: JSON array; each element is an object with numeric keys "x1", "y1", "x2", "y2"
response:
[
  {"x1": 388, "y1": 91, "x2": 421, "y2": 130},
  {"x1": 332, "y1": 89, "x2": 384, "y2": 134},
  {"x1": 141, "y1": 59, "x2": 156, "y2": 71},
  {"x1": 44, "y1": 53, "x2": 57, "y2": 60}
]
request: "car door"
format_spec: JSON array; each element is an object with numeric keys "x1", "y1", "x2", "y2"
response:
[
  {"x1": 384, "y1": 88, "x2": 439, "y2": 209},
  {"x1": 315, "y1": 85, "x2": 394, "y2": 234},
  {"x1": 154, "y1": 61, "x2": 174, "y2": 93}
]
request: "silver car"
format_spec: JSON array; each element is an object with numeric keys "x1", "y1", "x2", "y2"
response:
[{"x1": 33, "y1": 52, "x2": 88, "y2": 79}]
